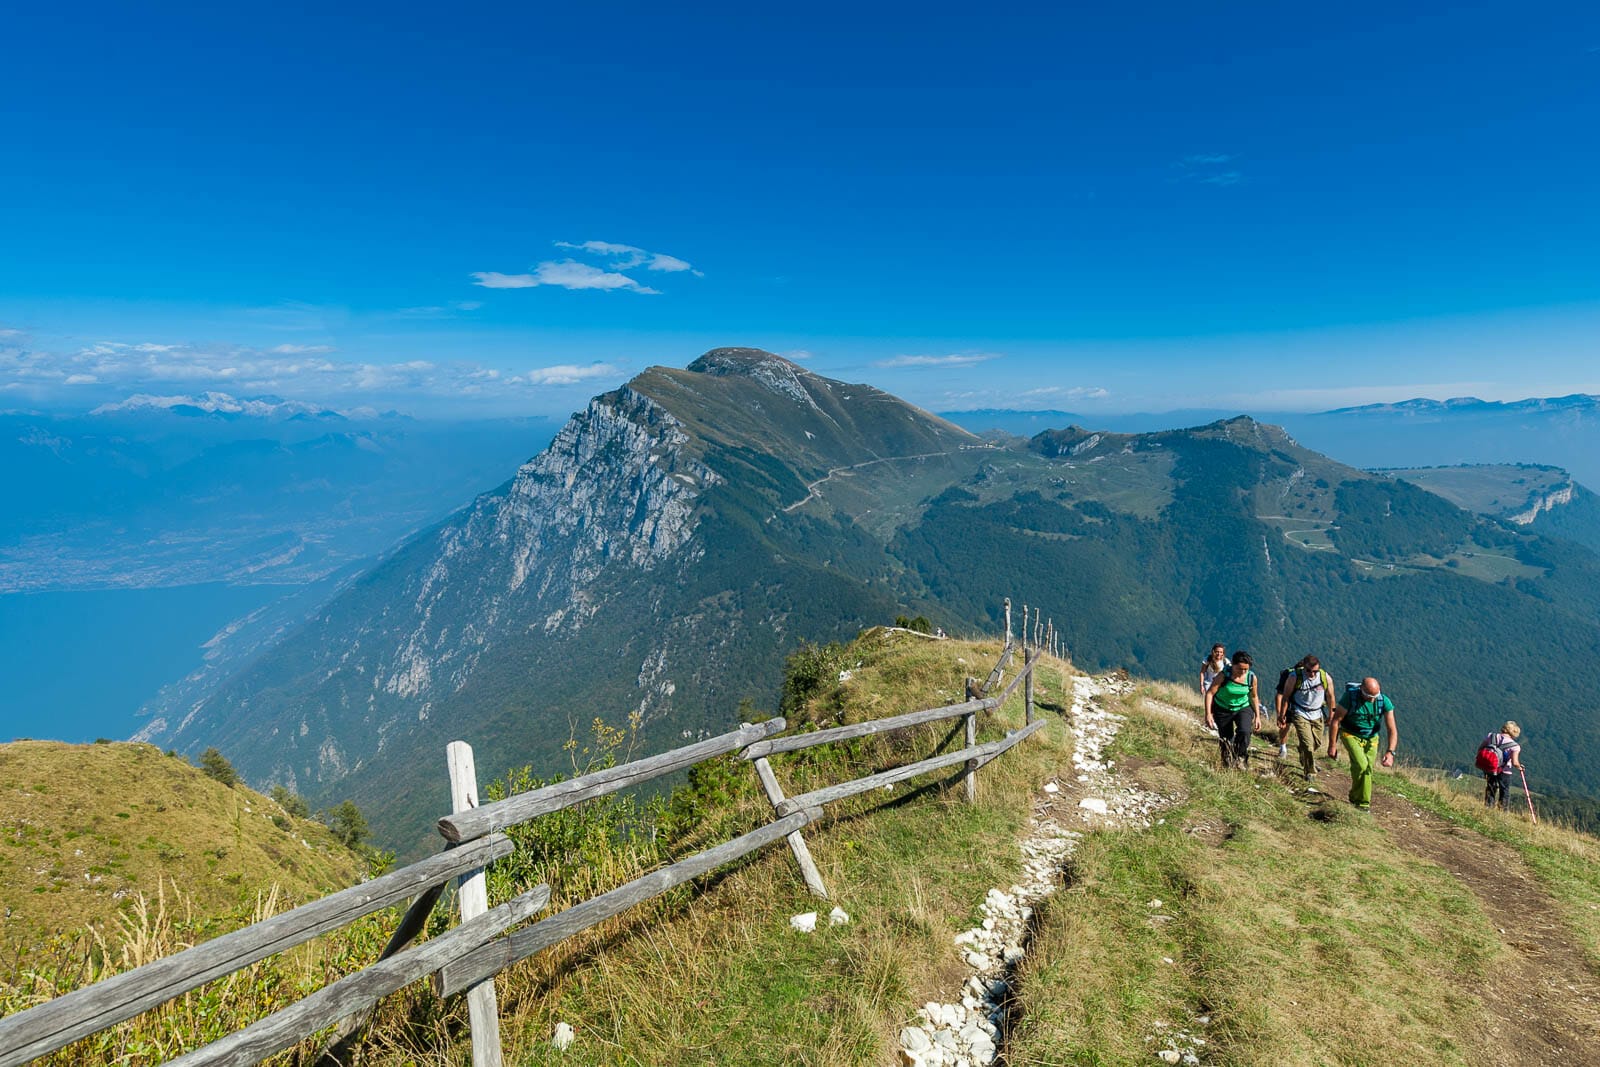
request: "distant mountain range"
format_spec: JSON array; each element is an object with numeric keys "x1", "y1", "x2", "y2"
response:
[
  {"x1": 138, "y1": 352, "x2": 1600, "y2": 850},
  {"x1": 0, "y1": 403, "x2": 558, "y2": 591},
  {"x1": 943, "y1": 394, "x2": 1600, "y2": 488}
]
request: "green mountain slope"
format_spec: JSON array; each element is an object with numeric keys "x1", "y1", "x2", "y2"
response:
[
  {"x1": 1390, "y1": 462, "x2": 1600, "y2": 555},
  {"x1": 0, "y1": 741, "x2": 363, "y2": 942},
  {"x1": 140, "y1": 350, "x2": 982, "y2": 851},
  {"x1": 141, "y1": 355, "x2": 1600, "y2": 849},
  {"x1": 889, "y1": 419, "x2": 1600, "y2": 800}
]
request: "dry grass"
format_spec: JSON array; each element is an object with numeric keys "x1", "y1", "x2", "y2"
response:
[{"x1": 1009, "y1": 687, "x2": 1502, "y2": 1067}]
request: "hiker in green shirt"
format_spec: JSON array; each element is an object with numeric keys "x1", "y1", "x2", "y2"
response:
[{"x1": 1326, "y1": 677, "x2": 1397, "y2": 812}]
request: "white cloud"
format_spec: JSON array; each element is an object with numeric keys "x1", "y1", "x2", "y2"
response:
[
  {"x1": 395, "y1": 300, "x2": 484, "y2": 319},
  {"x1": 510, "y1": 362, "x2": 621, "y2": 386},
  {"x1": 876, "y1": 353, "x2": 1003, "y2": 369},
  {"x1": 63, "y1": 374, "x2": 98, "y2": 385},
  {"x1": 1175, "y1": 153, "x2": 1244, "y2": 186},
  {"x1": 270, "y1": 343, "x2": 335, "y2": 355},
  {"x1": 781, "y1": 349, "x2": 814, "y2": 362},
  {"x1": 555, "y1": 240, "x2": 703, "y2": 275},
  {"x1": 472, "y1": 261, "x2": 661, "y2": 295},
  {"x1": 1022, "y1": 385, "x2": 1110, "y2": 401}
]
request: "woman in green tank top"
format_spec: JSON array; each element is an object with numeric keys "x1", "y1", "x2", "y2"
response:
[{"x1": 1205, "y1": 650, "x2": 1260, "y2": 768}]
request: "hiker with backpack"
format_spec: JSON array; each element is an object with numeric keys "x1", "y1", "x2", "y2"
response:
[
  {"x1": 1205, "y1": 650, "x2": 1260, "y2": 769},
  {"x1": 1326, "y1": 677, "x2": 1398, "y2": 812},
  {"x1": 1199, "y1": 644, "x2": 1230, "y2": 715},
  {"x1": 1477, "y1": 722, "x2": 1524, "y2": 810},
  {"x1": 1278, "y1": 655, "x2": 1335, "y2": 790}
]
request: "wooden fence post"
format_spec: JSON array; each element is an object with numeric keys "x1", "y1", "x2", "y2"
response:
[
  {"x1": 447, "y1": 742, "x2": 504, "y2": 1067},
  {"x1": 1025, "y1": 654, "x2": 1035, "y2": 725},
  {"x1": 751, "y1": 755, "x2": 829, "y2": 898},
  {"x1": 963, "y1": 679, "x2": 979, "y2": 802},
  {"x1": 1003, "y1": 597, "x2": 1013, "y2": 650}
]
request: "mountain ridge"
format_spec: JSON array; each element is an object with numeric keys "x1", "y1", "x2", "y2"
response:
[{"x1": 138, "y1": 352, "x2": 1600, "y2": 850}]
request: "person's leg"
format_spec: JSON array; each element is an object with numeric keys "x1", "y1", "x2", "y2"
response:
[
  {"x1": 1342, "y1": 733, "x2": 1376, "y2": 807},
  {"x1": 1235, "y1": 712, "x2": 1252, "y2": 766},
  {"x1": 1214, "y1": 711, "x2": 1237, "y2": 767},
  {"x1": 1496, "y1": 772, "x2": 1512, "y2": 809},
  {"x1": 1484, "y1": 773, "x2": 1496, "y2": 807},
  {"x1": 1305, "y1": 719, "x2": 1325, "y2": 782},
  {"x1": 1292, "y1": 716, "x2": 1314, "y2": 777}
]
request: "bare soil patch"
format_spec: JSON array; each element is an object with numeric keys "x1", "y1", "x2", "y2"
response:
[{"x1": 1317, "y1": 763, "x2": 1600, "y2": 1065}]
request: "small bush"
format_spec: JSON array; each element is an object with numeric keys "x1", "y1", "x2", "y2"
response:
[{"x1": 197, "y1": 748, "x2": 239, "y2": 788}]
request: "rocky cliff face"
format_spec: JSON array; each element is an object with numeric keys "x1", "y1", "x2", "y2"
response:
[
  {"x1": 1509, "y1": 481, "x2": 1575, "y2": 525},
  {"x1": 144, "y1": 350, "x2": 961, "y2": 846}
]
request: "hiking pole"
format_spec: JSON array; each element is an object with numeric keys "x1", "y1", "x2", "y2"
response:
[{"x1": 1517, "y1": 766, "x2": 1538, "y2": 824}]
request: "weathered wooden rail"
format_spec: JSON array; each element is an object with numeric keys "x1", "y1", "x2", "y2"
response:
[{"x1": 0, "y1": 597, "x2": 1062, "y2": 1067}]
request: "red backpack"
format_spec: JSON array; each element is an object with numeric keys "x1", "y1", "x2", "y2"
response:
[{"x1": 1475, "y1": 736, "x2": 1507, "y2": 775}]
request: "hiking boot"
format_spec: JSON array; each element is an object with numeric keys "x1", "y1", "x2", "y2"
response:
[{"x1": 1277, "y1": 744, "x2": 1288, "y2": 759}]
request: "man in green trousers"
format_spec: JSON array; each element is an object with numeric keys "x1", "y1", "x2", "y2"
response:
[{"x1": 1326, "y1": 677, "x2": 1398, "y2": 812}]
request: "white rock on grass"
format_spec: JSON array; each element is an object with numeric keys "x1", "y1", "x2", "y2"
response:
[
  {"x1": 901, "y1": 673, "x2": 1175, "y2": 1067},
  {"x1": 829, "y1": 906, "x2": 851, "y2": 925},
  {"x1": 552, "y1": 1021, "x2": 575, "y2": 1050},
  {"x1": 789, "y1": 911, "x2": 818, "y2": 933}
]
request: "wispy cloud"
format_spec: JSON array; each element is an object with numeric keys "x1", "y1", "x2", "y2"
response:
[
  {"x1": 876, "y1": 352, "x2": 1003, "y2": 369},
  {"x1": 1175, "y1": 153, "x2": 1244, "y2": 186},
  {"x1": 472, "y1": 261, "x2": 661, "y2": 295},
  {"x1": 394, "y1": 300, "x2": 484, "y2": 319},
  {"x1": 940, "y1": 381, "x2": 1110, "y2": 410},
  {"x1": 555, "y1": 240, "x2": 703, "y2": 276},
  {"x1": 509, "y1": 362, "x2": 621, "y2": 386},
  {"x1": 0, "y1": 333, "x2": 634, "y2": 412},
  {"x1": 473, "y1": 239, "x2": 702, "y2": 297}
]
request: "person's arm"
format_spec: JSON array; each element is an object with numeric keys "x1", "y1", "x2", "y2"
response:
[
  {"x1": 1380, "y1": 707, "x2": 1398, "y2": 768},
  {"x1": 1327, "y1": 701, "x2": 1345, "y2": 758},
  {"x1": 1508, "y1": 743, "x2": 1523, "y2": 770},
  {"x1": 1250, "y1": 674, "x2": 1261, "y2": 716},
  {"x1": 1204, "y1": 676, "x2": 1221, "y2": 729}
]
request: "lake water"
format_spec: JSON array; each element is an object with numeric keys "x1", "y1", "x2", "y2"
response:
[{"x1": 0, "y1": 584, "x2": 293, "y2": 743}]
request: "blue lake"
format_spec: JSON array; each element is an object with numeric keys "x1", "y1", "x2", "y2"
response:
[{"x1": 0, "y1": 584, "x2": 293, "y2": 743}]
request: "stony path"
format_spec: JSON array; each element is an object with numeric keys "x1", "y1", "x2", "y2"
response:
[
  {"x1": 1146, "y1": 694, "x2": 1600, "y2": 1066},
  {"x1": 897, "y1": 675, "x2": 1176, "y2": 1067}
]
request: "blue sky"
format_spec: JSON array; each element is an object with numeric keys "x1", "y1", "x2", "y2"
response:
[{"x1": 2, "y1": 2, "x2": 1597, "y2": 417}]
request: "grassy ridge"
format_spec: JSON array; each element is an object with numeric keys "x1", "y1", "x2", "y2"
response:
[
  {"x1": 0, "y1": 741, "x2": 361, "y2": 941},
  {"x1": 11, "y1": 637, "x2": 1600, "y2": 1065},
  {"x1": 1009, "y1": 700, "x2": 1497, "y2": 1066}
]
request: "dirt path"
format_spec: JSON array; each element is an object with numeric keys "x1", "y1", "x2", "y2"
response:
[
  {"x1": 1141, "y1": 696, "x2": 1600, "y2": 1063},
  {"x1": 1311, "y1": 761, "x2": 1600, "y2": 1064}
]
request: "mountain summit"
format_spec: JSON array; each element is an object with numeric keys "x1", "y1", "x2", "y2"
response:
[
  {"x1": 139, "y1": 350, "x2": 981, "y2": 846},
  {"x1": 142, "y1": 353, "x2": 1600, "y2": 847}
]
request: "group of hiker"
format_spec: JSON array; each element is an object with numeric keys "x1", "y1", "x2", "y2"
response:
[{"x1": 1198, "y1": 644, "x2": 1527, "y2": 815}]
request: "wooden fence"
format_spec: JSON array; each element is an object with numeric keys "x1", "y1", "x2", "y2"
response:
[{"x1": 0, "y1": 598, "x2": 1061, "y2": 1067}]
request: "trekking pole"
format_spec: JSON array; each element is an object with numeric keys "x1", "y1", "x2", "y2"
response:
[{"x1": 1517, "y1": 766, "x2": 1538, "y2": 824}]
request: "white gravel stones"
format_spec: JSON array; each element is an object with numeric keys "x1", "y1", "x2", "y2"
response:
[
  {"x1": 789, "y1": 911, "x2": 818, "y2": 933},
  {"x1": 551, "y1": 1021, "x2": 575, "y2": 1050},
  {"x1": 901, "y1": 672, "x2": 1173, "y2": 1066},
  {"x1": 829, "y1": 905, "x2": 851, "y2": 925}
]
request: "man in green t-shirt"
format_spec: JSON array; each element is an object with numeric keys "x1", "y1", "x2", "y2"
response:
[{"x1": 1326, "y1": 677, "x2": 1398, "y2": 812}]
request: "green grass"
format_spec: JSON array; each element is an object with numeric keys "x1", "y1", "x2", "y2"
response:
[
  {"x1": 1008, "y1": 695, "x2": 1500, "y2": 1067},
  {"x1": 487, "y1": 633, "x2": 1077, "y2": 1065},
  {"x1": 1387, "y1": 771, "x2": 1600, "y2": 971}
]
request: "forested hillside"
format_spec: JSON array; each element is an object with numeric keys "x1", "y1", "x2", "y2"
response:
[{"x1": 142, "y1": 355, "x2": 1600, "y2": 849}]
